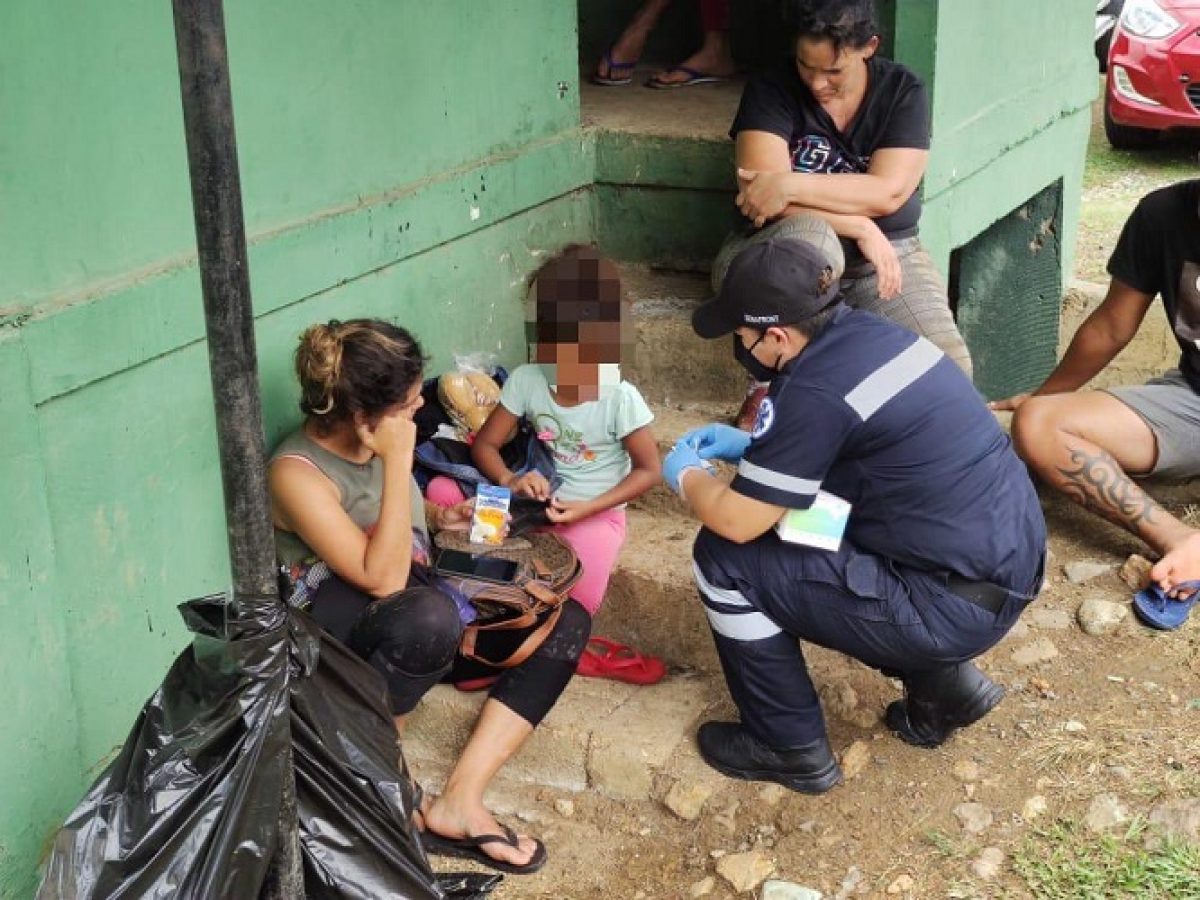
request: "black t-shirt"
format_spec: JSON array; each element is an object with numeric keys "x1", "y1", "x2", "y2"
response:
[
  {"x1": 1107, "y1": 179, "x2": 1200, "y2": 394},
  {"x1": 730, "y1": 56, "x2": 930, "y2": 240}
]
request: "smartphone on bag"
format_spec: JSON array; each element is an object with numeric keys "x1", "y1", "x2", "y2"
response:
[{"x1": 434, "y1": 549, "x2": 520, "y2": 584}]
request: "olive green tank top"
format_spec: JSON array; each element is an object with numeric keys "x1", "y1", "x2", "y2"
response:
[{"x1": 270, "y1": 427, "x2": 427, "y2": 567}]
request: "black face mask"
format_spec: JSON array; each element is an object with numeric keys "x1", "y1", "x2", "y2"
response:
[{"x1": 733, "y1": 332, "x2": 781, "y2": 383}]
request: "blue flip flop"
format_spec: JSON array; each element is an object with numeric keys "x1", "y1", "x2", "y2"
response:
[
  {"x1": 592, "y1": 50, "x2": 638, "y2": 86},
  {"x1": 1132, "y1": 580, "x2": 1200, "y2": 630},
  {"x1": 645, "y1": 65, "x2": 727, "y2": 89}
]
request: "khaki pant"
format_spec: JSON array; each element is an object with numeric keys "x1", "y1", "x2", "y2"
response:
[{"x1": 713, "y1": 215, "x2": 973, "y2": 379}]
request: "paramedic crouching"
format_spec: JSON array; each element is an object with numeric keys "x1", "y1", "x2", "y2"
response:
[{"x1": 663, "y1": 238, "x2": 1045, "y2": 793}]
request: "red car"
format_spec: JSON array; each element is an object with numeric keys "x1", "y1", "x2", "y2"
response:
[{"x1": 1104, "y1": 0, "x2": 1200, "y2": 148}]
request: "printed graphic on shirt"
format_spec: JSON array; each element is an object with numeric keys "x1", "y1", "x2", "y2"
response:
[
  {"x1": 1175, "y1": 260, "x2": 1200, "y2": 350},
  {"x1": 751, "y1": 397, "x2": 776, "y2": 439},
  {"x1": 790, "y1": 135, "x2": 868, "y2": 174},
  {"x1": 533, "y1": 412, "x2": 597, "y2": 465}
]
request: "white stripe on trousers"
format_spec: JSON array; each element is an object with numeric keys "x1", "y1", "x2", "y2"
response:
[{"x1": 692, "y1": 560, "x2": 783, "y2": 642}]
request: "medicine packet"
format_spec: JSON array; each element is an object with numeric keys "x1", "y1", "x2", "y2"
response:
[{"x1": 470, "y1": 484, "x2": 512, "y2": 545}]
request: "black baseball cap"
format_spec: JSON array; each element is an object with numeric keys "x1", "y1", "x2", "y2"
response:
[{"x1": 692, "y1": 237, "x2": 841, "y2": 339}]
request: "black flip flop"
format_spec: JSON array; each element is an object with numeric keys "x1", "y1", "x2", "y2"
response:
[{"x1": 422, "y1": 823, "x2": 548, "y2": 875}]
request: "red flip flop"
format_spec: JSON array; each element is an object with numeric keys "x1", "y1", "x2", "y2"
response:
[
  {"x1": 453, "y1": 675, "x2": 499, "y2": 693},
  {"x1": 576, "y1": 637, "x2": 666, "y2": 685}
]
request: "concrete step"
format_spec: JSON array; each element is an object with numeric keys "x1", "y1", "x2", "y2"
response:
[
  {"x1": 594, "y1": 402, "x2": 736, "y2": 672},
  {"x1": 623, "y1": 265, "x2": 746, "y2": 408},
  {"x1": 404, "y1": 672, "x2": 721, "y2": 802}
]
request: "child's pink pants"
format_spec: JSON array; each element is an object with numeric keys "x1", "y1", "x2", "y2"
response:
[{"x1": 425, "y1": 476, "x2": 626, "y2": 617}]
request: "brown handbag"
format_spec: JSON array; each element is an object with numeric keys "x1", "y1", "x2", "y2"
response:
[{"x1": 432, "y1": 530, "x2": 582, "y2": 668}]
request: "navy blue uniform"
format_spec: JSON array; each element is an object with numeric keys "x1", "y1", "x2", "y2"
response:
[{"x1": 693, "y1": 308, "x2": 1045, "y2": 748}]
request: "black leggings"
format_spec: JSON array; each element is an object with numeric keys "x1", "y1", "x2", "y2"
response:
[{"x1": 309, "y1": 575, "x2": 590, "y2": 725}]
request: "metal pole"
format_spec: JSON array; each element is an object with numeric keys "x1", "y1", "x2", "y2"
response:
[{"x1": 169, "y1": 2, "x2": 303, "y2": 896}]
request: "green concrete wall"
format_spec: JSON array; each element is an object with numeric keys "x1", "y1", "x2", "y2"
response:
[
  {"x1": 909, "y1": 0, "x2": 1096, "y2": 285},
  {"x1": 0, "y1": 1, "x2": 587, "y2": 895},
  {"x1": 589, "y1": 1, "x2": 1094, "y2": 388}
]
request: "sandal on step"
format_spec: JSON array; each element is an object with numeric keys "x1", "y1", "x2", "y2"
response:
[
  {"x1": 1132, "y1": 580, "x2": 1200, "y2": 631},
  {"x1": 453, "y1": 675, "x2": 500, "y2": 693},
  {"x1": 592, "y1": 49, "x2": 638, "y2": 86},
  {"x1": 645, "y1": 65, "x2": 727, "y2": 89},
  {"x1": 422, "y1": 823, "x2": 548, "y2": 875},
  {"x1": 576, "y1": 636, "x2": 666, "y2": 685}
]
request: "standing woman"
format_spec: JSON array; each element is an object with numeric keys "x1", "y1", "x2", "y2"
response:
[
  {"x1": 727, "y1": 0, "x2": 971, "y2": 425},
  {"x1": 269, "y1": 319, "x2": 590, "y2": 875}
]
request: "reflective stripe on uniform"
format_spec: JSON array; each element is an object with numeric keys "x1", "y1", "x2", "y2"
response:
[
  {"x1": 736, "y1": 459, "x2": 820, "y2": 497},
  {"x1": 692, "y1": 560, "x2": 783, "y2": 641},
  {"x1": 844, "y1": 337, "x2": 943, "y2": 421}
]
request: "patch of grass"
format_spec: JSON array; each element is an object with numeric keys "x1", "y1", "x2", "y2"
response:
[
  {"x1": 1082, "y1": 142, "x2": 1197, "y2": 193},
  {"x1": 925, "y1": 828, "x2": 972, "y2": 860},
  {"x1": 1181, "y1": 504, "x2": 1200, "y2": 529},
  {"x1": 1075, "y1": 86, "x2": 1199, "y2": 283},
  {"x1": 1013, "y1": 818, "x2": 1200, "y2": 899}
]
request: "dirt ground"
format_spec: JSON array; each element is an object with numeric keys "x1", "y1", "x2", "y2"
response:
[
  {"x1": 433, "y1": 81, "x2": 1200, "y2": 900},
  {"x1": 454, "y1": 486, "x2": 1199, "y2": 900}
]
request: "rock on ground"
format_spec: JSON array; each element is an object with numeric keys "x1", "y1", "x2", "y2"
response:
[
  {"x1": 818, "y1": 681, "x2": 859, "y2": 721},
  {"x1": 1022, "y1": 795, "x2": 1048, "y2": 821},
  {"x1": 1084, "y1": 793, "x2": 1130, "y2": 832},
  {"x1": 1064, "y1": 560, "x2": 1111, "y2": 584},
  {"x1": 716, "y1": 850, "x2": 775, "y2": 893},
  {"x1": 953, "y1": 802, "x2": 994, "y2": 834},
  {"x1": 1011, "y1": 637, "x2": 1059, "y2": 667},
  {"x1": 1029, "y1": 607, "x2": 1073, "y2": 631},
  {"x1": 1119, "y1": 554, "x2": 1154, "y2": 589},
  {"x1": 1077, "y1": 597, "x2": 1128, "y2": 636},
  {"x1": 1145, "y1": 799, "x2": 1200, "y2": 848},
  {"x1": 762, "y1": 880, "x2": 824, "y2": 900},
  {"x1": 971, "y1": 847, "x2": 1005, "y2": 881},
  {"x1": 689, "y1": 876, "x2": 715, "y2": 897},
  {"x1": 840, "y1": 740, "x2": 871, "y2": 779},
  {"x1": 952, "y1": 759, "x2": 980, "y2": 782},
  {"x1": 664, "y1": 779, "x2": 714, "y2": 821}
]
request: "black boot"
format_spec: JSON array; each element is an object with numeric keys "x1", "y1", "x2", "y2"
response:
[
  {"x1": 697, "y1": 721, "x2": 843, "y2": 794},
  {"x1": 885, "y1": 661, "x2": 1005, "y2": 748}
]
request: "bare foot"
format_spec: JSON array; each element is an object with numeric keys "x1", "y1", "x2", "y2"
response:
[
  {"x1": 597, "y1": 2, "x2": 667, "y2": 81},
  {"x1": 423, "y1": 794, "x2": 539, "y2": 869},
  {"x1": 649, "y1": 32, "x2": 735, "y2": 85},
  {"x1": 409, "y1": 782, "x2": 433, "y2": 831},
  {"x1": 1151, "y1": 529, "x2": 1200, "y2": 596}
]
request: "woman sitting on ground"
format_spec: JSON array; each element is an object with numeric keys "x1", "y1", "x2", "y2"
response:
[{"x1": 268, "y1": 318, "x2": 590, "y2": 875}]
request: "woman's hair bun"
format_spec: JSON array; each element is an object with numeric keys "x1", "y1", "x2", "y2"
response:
[{"x1": 296, "y1": 321, "x2": 345, "y2": 415}]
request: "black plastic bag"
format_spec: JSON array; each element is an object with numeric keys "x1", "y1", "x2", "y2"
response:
[{"x1": 38, "y1": 595, "x2": 445, "y2": 899}]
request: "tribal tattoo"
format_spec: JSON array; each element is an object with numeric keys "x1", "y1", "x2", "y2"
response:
[{"x1": 1055, "y1": 446, "x2": 1160, "y2": 534}]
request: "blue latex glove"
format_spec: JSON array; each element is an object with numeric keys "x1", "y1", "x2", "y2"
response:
[
  {"x1": 663, "y1": 441, "x2": 713, "y2": 496},
  {"x1": 680, "y1": 423, "x2": 752, "y2": 462}
]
